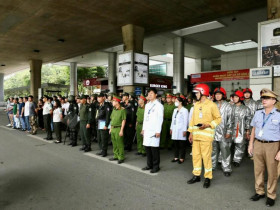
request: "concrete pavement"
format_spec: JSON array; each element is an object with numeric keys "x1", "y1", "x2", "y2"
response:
[{"x1": 0, "y1": 109, "x2": 278, "y2": 210}]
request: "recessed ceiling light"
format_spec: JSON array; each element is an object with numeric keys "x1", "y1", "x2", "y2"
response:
[
  {"x1": 212, "y1": 40, "x2": 258, "y2": 52},
  {"x1": 232, "y1": 17, "x2": 237, "y2": 21},
  {"x1": 173, "y1": 21, "x2": 225, "y2": 36},
  {"x1": 33, "y1": 49, "x2": 40, "y2": 53},
  {"x1": 1, "y1": 64, "x2": 5, "y2": 66}
]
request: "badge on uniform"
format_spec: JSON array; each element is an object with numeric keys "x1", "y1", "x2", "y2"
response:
[
  {"x1": 258, "y1": 129, "x2": 263, "y2": 137},
  {"x1": 199, "y1": 112, "x2": 203, "y2": 119}
]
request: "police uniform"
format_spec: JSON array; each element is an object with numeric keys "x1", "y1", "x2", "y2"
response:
[
  {"x1": 96, "y1": 93, "x2": 112, "y2": 156},
  {"x1": 67, "y1": 95, "x2": 79, "y2": 146},
  {"x1": 122, "y1": 93, "x2": 136, "y2": 151},
  {"x1": 160, "y1": 93, "x2": 176, "y2": 149},
  {"x1": 79, "y1": 95, "x2": 92, "y2": 152},
  {"x1": 136, "y1": 94, "x2": 146, "y2": 155},
  {"x1": 110, "y1": 96, "x2": 126, "y2": 162},
  {"x1": 250, "y1": 89, "x2": 280, "y2": 206}
]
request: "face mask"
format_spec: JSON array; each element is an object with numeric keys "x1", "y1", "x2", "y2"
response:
[{"x1": 175, "y1": 102, "x2": 179, "y2": 107}]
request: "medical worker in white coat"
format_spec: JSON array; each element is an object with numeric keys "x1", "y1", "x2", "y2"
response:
[
  {"x1": 141, "y1": 88, "x2": 164, "y2": 173},
  {"x1": 170, "y1": 97, "x2": 189, "y2": 164}
]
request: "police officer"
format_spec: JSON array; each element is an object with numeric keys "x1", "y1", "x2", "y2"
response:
[
  {"x1": 136, "y1": 94, "x2": 146, "y2": 156},
  {"x1": 96, "y1": 93, "x2": 112, "y2": 157},
  {"x1": 67, "y1": 95, "x2": 79, "y2": 147},
  {"x1": 109, "y1": 95, "x2": 126, "y2": 164},
  {"x1": 248, "y1": 88, "x2": 280, "y2": 207},
  {"x1": 160, "y1": 93, "x2": 176, "y2": 149},
  {"x1": 211, "y1": 87, "x2": 234, "y2": 177},
  {"x1": 79, "y1": 95, "x2": 92, "y2": 152},
  {"x1": 90, "y1": 94, "x2": 98, "y2": 142},
  {"x1": 187, "y1": 84, "x2": 221, "y2": 188},
  {"x1": 122, "y1": 92, "x2": 136, "y2": 152},
  {"x1": 129, "y1": 92, "x2": 138, "y2": 112}
]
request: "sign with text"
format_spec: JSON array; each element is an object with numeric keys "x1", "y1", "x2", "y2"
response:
[
  {"x1": 83, "y1": 78, "x2": 101, "y2": 86},
  {"x1": 190, "y1": 69, "x2": 249, "y2": 83}
]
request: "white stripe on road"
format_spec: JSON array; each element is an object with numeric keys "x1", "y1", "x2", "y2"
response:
[
  {"x1": 27, "y1": 134, "x2": 53, "y2": 144},
  {"x1": 84, "y1": 153, "x2": 158, "y2": 176},
  {"x1": 0, "y1": 125, "x2": 53, "y2": 144}
]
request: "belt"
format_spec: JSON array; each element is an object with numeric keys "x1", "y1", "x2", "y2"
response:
[
  {"x1": 256, "y1": 139, "x2": 280, "y2": 143},
  {"x1": 137, "y1": 122, "x2": 143, "y2": 125},
  {"x1": 164, "y1": 118, "x2": 172, "y2": 121},
  {"x1": 111, "y1": 125, "x2": 121, "y2": 128}
]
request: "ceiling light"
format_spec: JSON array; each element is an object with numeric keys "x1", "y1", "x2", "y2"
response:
[
  {"x1": 58, "y1": 38, "x2": 65, "y2": 43},
  {"x1": 212, "y1": 40, "x2": 258, "y2": 52},
  {"x1": 173, "y1": 21, "x2": 225, "y2": 36},
  {"x1": 1, "y1": 64, "x2": 5, "y2": 66},
  {"x1": 33, "y1": 49, "x2": 40, "y2": 53}
]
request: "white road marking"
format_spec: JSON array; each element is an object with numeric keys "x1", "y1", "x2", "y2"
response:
[{"x1": 84, "y1": 153, "x2": 158, "y2": 176}]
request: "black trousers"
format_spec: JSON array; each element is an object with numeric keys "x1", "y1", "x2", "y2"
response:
[
  {"x1": 54, "y1": 122, "x2": 62, "y2": 141},
  {"x1": 97, "y1": 129, "x2": 109, "y2": 154},
  {"x1": 173, "y1": 140, "x2": 186, "y2": 159},
  {"x1": 43, "y1": 114, "x2": 52, "y2": 139},
  {"x1": 145, "y1": 146, "x2": 160, "y2": 170},
  {"x1": 124, "y1": 124, "x2": 135, "y2": 150}
]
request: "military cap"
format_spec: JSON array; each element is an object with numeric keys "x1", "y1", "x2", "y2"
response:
[
  {"x1": 113, "y1": 95, "x2": 121, "y2": 102},
  {"x1": 166, "y1": 93, "x2": 173, "y2": 98},
  {"x1": 98, "y1": 92, "x2": 105, "y2": 97},
  {"x1": 122, "y1": 92, "x2": 129, "y2": 97},
  {"x1": 260, "y1": 88, "x2": 278, "y2": 99},
  {"x1": 81, "y1": 95, "x2": 88, "y2": 99},
  {"x1": 139, "y1": 94, "x2": 147, "y2": 102},
  {"x1": 180, "y1": 94, "x2": 186, "y2": 100}
]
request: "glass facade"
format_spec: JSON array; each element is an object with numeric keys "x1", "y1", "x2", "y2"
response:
[{"x1": 149, "y1": 64, "x2": 167, "y2": 76}]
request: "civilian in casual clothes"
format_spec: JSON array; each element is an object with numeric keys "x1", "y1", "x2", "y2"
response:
[
  {"x1": 13, "y1": 98, "x2": 20, "y2": 129},
  {"x1": 53, "y1": 100, "x2": 63, "y2": 143},
  {"x1": 23, "y1": 96, "x2": 31, "y2": 132},
  {"x1": 18, "y1": 97, "x2": 26, "y2": 131},
  {"x1": 7, "y1": 97, "x2": 14, "y2": 127},
  {"x1": 43, "y1": 95, "x2": 53, "y2": 140}
]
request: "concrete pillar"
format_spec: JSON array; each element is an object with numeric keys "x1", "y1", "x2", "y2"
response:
[
  {"x1": 122, "y1": 24, "x2": 145, "y2": 93},
  {"x1": 30, "y1": 59, "x2": 42, "y2": 102},
  {"x1": 108, "y1": 52, "x2": 117, "y2": 93},
  {"x1": 0, "y1": 73, "x2": 4, "y2": 102},
  {"x1": 70, "y1": 62, "x2": 78, "y2": 96},
  {"x1": 267, "y1": 0, "x2": 280, "y2": 19},
  {"x1": 173, "y1": 37, "x2": 184, "y2": 94}
]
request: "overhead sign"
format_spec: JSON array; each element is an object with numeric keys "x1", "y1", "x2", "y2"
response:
[
  {"x1": 83, "y1": 78, "x2": 101, "y2": 86},
  {"x1": 149, "y1": 77, "x2": 172, "y2": 89},
  {"x1": 190, "y1": 69, "x2": 249, "y2": 83},
  {"x1": 117, "y1": 52, "x2": 133, "y2": 86}
]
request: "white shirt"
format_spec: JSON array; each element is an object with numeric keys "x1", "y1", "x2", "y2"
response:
[
  {"x1": 142, "y1": 99, "x2": 164, "y2": 147},
  {"x1": 62, "y1": 102, "x2": 70, "y2": 116},
  {"x1": 53, "y1": 108, "x2": 62, "y2": 122},
  {"x1": 24, "y1": 101, "x2": 30, "y2": 116},
  {"x1": 170, "y1": 107, "x2": 189, "y2": 140},
  {"x1": 43, "y1": 102, "x2": 52, "y2": 115}
]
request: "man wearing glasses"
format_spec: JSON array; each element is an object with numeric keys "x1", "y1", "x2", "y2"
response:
[{"x1": 248, "y1": 88, "x2": 280, "y2": 207}]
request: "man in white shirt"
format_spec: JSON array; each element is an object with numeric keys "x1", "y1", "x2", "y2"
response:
[
  {"x1": 62, "y1": 98, "x2": 70, "y2": 116},
  {"x1": 43, "y1": 95, "x2": 53, "y2": 140},
  {"x1": 23, "y1": 96, "x2": 31, "y2": 132},
  {"x1": 141, "y1": 88, "x2": 164, "y2": 173}
]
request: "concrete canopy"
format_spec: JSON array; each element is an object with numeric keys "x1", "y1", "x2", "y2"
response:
[{"x1": 0, "y1": 0, "x2": 266, "y2": 75}]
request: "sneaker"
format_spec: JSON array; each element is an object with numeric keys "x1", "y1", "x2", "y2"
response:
[{"x1": 6, "y1": 124, "x2": 11, "y2": 127}]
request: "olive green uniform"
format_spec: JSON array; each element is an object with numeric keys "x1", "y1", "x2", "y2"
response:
[
  {"x1": 136, "y1": 105, "x2": 145, "y2": 154},
  {"x1": 110, "y1": 108, "x2": 126, "y2": 160},
  {"x1": 79, "y1": 103, "x2": 92, "y2": 147},
  {"x1": 160, "y1": 103, "x2": 176, "y2": 148}
]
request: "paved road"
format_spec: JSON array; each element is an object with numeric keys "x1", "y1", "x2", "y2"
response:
[{"x1": 0, "y1": 109, "x2": 278, "y2": 210}]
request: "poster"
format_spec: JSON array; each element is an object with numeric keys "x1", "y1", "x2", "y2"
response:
[
  {"x1": 117, "y1": 52, "x2": 133, "y2": 86},
  {"x1": 259, "y1": 19, "x2": 280, "y2": 71},
  {"x1": 134, "y1": 53, "x2": 148, "y2": 84}
]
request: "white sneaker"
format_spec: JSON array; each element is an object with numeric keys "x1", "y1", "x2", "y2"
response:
[
  {"x1": 6, "y1": 124, "x2": 11, "y2": 127},
  {"x1": 190, "y1": 152, "x2": 192, "y2": 156}
]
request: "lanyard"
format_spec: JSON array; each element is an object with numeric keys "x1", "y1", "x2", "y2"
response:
[
  {"x1": 175, "y1": 110, "x2": 179, "y2": 119},
  {"x1": 148, "y1": 104, "x2": 156, "y2": 115},
  {"x1": 262, "y1": 112, "x2": 272, "y2": 128}
]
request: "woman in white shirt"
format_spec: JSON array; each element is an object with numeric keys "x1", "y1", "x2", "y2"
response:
[
  {"x1": 53, "y1": 100, "x2": 63, "y2": 143},
  {"x1": 170, "y1": 97, "x2": 189, "y2": 164}
]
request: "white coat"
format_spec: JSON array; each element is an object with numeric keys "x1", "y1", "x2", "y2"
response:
[
  {"x1": 142, "y1": 99, "x2": 164, "y2": 147},
  {"x1": 170, "y1": 107, "x2": 188, "y2": 140}
]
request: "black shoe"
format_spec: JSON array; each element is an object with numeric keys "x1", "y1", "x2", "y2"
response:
[
  {"x1": 224, "y1": 172, "x2": 231, "y2": 177},
  {"x1": 171, "y1": 158, "x2": 178, "y2": 162},
  {"x1": 233, "y1": 162, "x2": 240, "y2": 167},
  {"x1": 187, "y1": 176, "x2": 201, "y2": 184},
  {"x1": 84, "y1": 146, "x2": 92, "y2": 152},
  {"x1": 150, "y1": 168, "x2": 160, "y2": 173},
  {"x1": 47, "y1": 137, "x2": 53, "y2": 140},
  {"x1": 80, "y1": 145, "x2": 86, "y2": 151},
  {"x1": 44, "y1": 137, "x2": 48, "y2": 140},
  {"x1": 68, "y1": 142, "x2": 73, "y2": 146},
  {"x1": 118, "y1": 160, "x2": 124, "y2": 164},
  {"x1": 250, "y1": 193, "x2": 265, "y2": 201},
  {"x1": 266, "y1": 197, "x2": 275, "y2": 207},
  {"x1": 203, "y1": 178, "x2": 211, "y2": 188},
  {"x1": 142, "y1": 166, "x2": 151, "y2": 171},
  {"x1": 71, "y1": 143, "x2": 77, "y2": 147},
  {"x1": 101, "y1": 153, "x2": 107, "y2": 157},
  {"x1": 109, "y1": 157, "x2": 118, "y2": 161},
  {"x1": 96, "y1": 152, "x2": 103, "y2": 156}
]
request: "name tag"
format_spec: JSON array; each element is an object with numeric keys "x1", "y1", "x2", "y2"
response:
[{"x1": 258, "y1": 129, "x2": 263, "y2": 137}]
